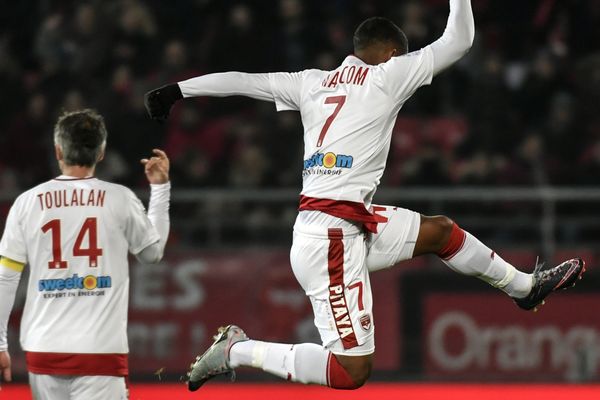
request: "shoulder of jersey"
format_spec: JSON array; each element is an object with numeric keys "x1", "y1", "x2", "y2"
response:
[
  {"x1": 304, "y1": 68, "x2": 327, "y2": 77},
  {"x1": 92, "y1": 179, "x2": 139, "y2": 200},
  {"x1": 15, "y1": 180, "x2": 56, "y2": 202},
  {"x1": 92, "y1": 178, "x2": 130, "y2": 191}
]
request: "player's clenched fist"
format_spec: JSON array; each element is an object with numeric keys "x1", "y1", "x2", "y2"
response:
[
  {"x1": 141, "y1": 149, "x2": 170, "y2": 184},
  {"x1": 144, "y1": 83, "x2": 183, "y2": 122}
]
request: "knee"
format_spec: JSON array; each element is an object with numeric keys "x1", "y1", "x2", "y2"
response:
[
  {"x1": 351, "y1": 363, "x2": 372, "y2": 388},
  {"x1": 433, "y1": 215, "x2": 454, "y2": 232},
  {"x1": 329, "y1": 354, "x2": 372, "y2": 390},
  {"x1": 341, "y1": 363, "x2": 371, "y2": 389},
  {"x1": 423, "y1": 215, "x2": 455, "y2": 250},
  {"x1": 437, "y1": 215, "x2": 455, "y2": 240}
]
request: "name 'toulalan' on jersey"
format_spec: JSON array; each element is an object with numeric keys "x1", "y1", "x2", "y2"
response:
[{"x1": 0, "y1": 176, "x2": 159, "y2": 356}]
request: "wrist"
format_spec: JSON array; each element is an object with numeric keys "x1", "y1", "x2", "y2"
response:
[
  {"x1": 148, "y1": 182, "x2": 170, "y2": 215},
  {"x1": 165, "y1": 83, "x2": 183, "y2": 103},
  {"x1": 150, "y1": 181, "x2": 171, "y2": 190}
]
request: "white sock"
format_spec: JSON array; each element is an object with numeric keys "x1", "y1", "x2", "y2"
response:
[
  {"x1": 443, "y1": 231, "x2": 533, "y2": 298},
  {"x1": 229, "y1": 340, "x2": 328, "y2": 385}
]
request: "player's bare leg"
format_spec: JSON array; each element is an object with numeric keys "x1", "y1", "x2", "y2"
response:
[{"x1": 413, "y1": 215, "x2": 586, "y2": 311}]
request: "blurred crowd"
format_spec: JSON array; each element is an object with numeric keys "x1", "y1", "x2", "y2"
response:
[{"x1": 1, "y1": 0, "x2": 599, "y2": 192}]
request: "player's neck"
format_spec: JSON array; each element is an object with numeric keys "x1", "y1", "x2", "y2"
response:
[
  {"x1": 60, "y1": 164, "x2": 96, "y2": 178},
  {"x1": 354, "y1": 45, "x2": 394, "y2": 65},
  {"x1": 353, "y1": 51, "x2": 381, "y2": 66}
]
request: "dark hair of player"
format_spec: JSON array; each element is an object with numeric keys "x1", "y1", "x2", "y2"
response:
[
  {"x1": 53, "y1": 109, "x2": 108, "y2": 167},
  {"x1": 353, "y1": 17, "x2": 409, "y2": 55}
]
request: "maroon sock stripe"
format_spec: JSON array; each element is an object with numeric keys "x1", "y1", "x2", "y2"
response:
[
  {"x1": 327, "y1": 228, "x2": 358, "y2": 350},
  {"x1": 327, "y1": 352, "x2": 359, "y2": 389},
  {"x1": 437, "y1": 223, "x2": 467, "y2": 260}
]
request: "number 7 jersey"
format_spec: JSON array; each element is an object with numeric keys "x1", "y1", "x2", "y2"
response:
[
  {"x1": 0, "y1": 176, "x2": 159, "y2": 361},
  {"x1": 269, "y1": 48, "x2": 434, "y2": 210}
]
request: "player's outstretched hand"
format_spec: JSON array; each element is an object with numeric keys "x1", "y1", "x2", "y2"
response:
[
  {"x1": 141, "y1": 149, "x2": 170, "y2": 185},
  {"x1": 0, "y1": 351, "x2": 11, "y2": 388},
  {"x1": 144, "y1": 83, "x2": 183, "y2": 123}
]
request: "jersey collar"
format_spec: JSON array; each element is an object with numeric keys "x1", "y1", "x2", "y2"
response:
[
  {"x1": 344, "y1": 54, "x2": 368, "y2": 65},
  {"x1": 54, "y1": 175, "x2": 96, "y2": 181}
]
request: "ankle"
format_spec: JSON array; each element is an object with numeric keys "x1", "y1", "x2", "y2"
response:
[{"x1": 502, "y1": 270, "x2": 533, "y2": 298}]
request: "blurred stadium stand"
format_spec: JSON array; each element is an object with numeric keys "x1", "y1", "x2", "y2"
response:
[{"x1": 1, "y1": 0, "x2": 600, "y2": 386}]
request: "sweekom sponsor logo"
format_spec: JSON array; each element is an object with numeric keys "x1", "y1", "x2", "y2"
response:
[{"x1": 38, "y1": 274, "x2": 112, "y2": 292}]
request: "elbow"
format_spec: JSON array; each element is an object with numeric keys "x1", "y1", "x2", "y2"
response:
[
  {"x1": 463, "y1": 25, "x2": 475, "y2": 52},
  {"x1": 146, "y1": 257, "x2": 162, "y2": 265},
  {"x1": 451, "y1": 41, "x2": 473, "y2": 64},
  {"x1": 460, "y1": 31, "x2": 475, "y2": 58},
  {"x1": 468, "y1": 27, "x2": 475, "y2": 48},
  {"x1": 456, "y1": 20, "x2": 475, "y2": 56},
  {"x1": 146, "y1": 251, "x2": 164, "y2": 265},
  {"x1": 135, "y1": 246, "x2": 165, "y2": 265},
  {"x1": 466, "y1": 18, "x2": 475, "y2": 48},
  {"x1": 462, "y1": 41, "x2": 473, "y2": 58}
]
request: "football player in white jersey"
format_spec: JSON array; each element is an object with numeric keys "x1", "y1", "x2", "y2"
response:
[
  {"x1": 145, "y1": 0, "x2": 584, "y2": 391},
  {"x1": 0, "y1": 109, "x2": 171, "y2": 399}
]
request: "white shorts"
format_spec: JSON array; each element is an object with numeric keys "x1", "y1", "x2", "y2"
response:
[
  {"x1": 291, "y1": 206, "x2": 420, "y2": 356},
  {"x1": 365, "y1": 204, "x2": 421, "y2": 272},
  {"x1": 29, "y1": 373, "x2": 128, "y2": 400}
]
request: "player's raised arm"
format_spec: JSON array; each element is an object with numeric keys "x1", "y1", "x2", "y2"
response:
[
  {"x1": 429, "y1": 0, "x2": 475, "y2": 76},
  {"x1": 134, "y1": 149, "x2": 171, "y2": 264},
  {"x1": 145, "y1": 71, "x2": 302, "y2": 122}
]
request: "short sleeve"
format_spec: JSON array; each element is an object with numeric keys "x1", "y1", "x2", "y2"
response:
[
  {"x1": 0, "y1": 197, "x2": 28, "y2": 264},
  {"x1": 380, "y1": 46, "x2": 434, "y2": 104},
  {"x1": 268, "y1": 72, "x2": 304, "y2": 112},
  {"x1": 123, "y1": 190, "x2": 160, "y2": 254}
]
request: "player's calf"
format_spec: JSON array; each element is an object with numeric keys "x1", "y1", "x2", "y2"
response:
[
  {"x1": 414, "y1": 216, "x2": 587, "y2": 307},
  {"x1": 416, "y1": 216, "x2": 534, "y2": 298}
]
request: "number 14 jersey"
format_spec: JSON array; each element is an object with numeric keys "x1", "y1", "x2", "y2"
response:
[{"x1": 0, "y1": 176, "x2": 159, "y2": 359}]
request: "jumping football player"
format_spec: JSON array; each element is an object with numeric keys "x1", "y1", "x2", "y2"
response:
[
  {"x1": 145, "y1": 0, "x2": 584, "y2": 391},
  {"x1": 0, "y1": 110, "x2": 171, "y2": 399}
]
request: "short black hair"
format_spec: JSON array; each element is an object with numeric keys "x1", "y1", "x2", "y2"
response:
[
  {"x1": 353, "y1": 17, "x2": 408, "y2": 55},
  {"x1": 53, "y1": 109, "x2": 107, "y2": 167}
]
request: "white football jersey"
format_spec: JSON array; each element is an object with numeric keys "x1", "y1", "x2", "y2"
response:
[
  {"x1": 0, "y1": 176, "x2": 159, "y2": 355},
  {"x1": 269, "y1": 47, "x2": 434, "y2": 208}
]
